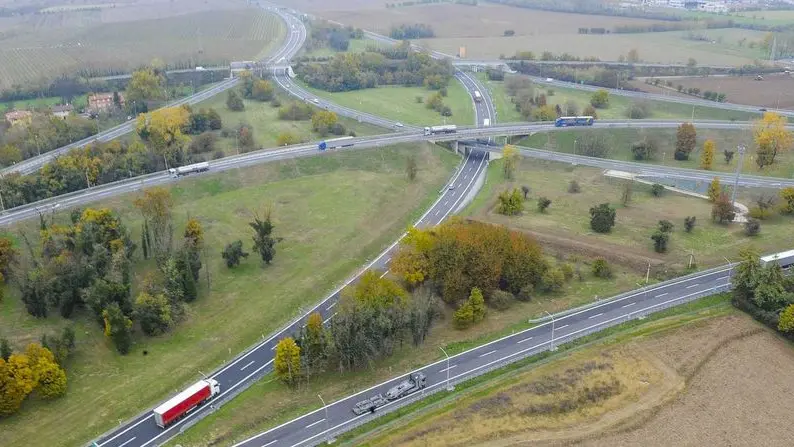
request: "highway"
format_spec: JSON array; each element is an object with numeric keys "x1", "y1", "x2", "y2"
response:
[
  {"x1": 233, "y1": 265, "x2": 735, "y2": 447},
  {"x1": 5, "y1": 119, "x2": 794, "y2": 228},
  {"x1": 92, "y1": 148, "x2": 489, "y2": 447},
  {"x1": 0, "y1": 6, "x2": 306, "y2": 177}
]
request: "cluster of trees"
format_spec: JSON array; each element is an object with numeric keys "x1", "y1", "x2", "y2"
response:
[
  {"x1": 0, "y1": 341, "x2": 71, "y2": 417},
  {"x1": 732, "y1": 249, "x2": 794, "y2": 340},
  {"x1": 296, "y1": 49, "x2": 453, "y2": 92},
  {"x1": 222, "y1": 208, "x2": 281, "y2": 268},
  {"x1": 590, "y1": 90, "x2": 609, "y2": 109},
  {"x1": 425, "y1": 90, "x2": 453, "y2": 117},
  {"x1": 0, "y1": 112, "x2": 98, "y2": 167},
  {"x1": 504, "y1": 77, "x2": 595, "y2": 122},
  {"x1": 305, "y1": 22, "x2": 364, "y2": 53},
  {"x1": 274, "y1": 271, "x2": 439, "y2": 384},
  {"x1": 0, "y1": 104, "x2": 218, "y2": 209},
  {"x1": 506, "y1": 50, "x2": 601, "y2": 62},
  {"x1": 753, "y1": 112, "x2": 792, "y2": 169},
  {"x1": 389, "y1": 24, "x2": 435, "y2": 39}
]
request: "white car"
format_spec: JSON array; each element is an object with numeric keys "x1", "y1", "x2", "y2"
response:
[
  {"x1": 312, "y1": 98, "x2": 319, "y2": 104},
  {"x1": 395, "y1": 122, "x2": 404, "y2": 128}
]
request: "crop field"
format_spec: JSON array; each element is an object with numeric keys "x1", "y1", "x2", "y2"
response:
[
  {"x1": 358, "y1": 306, "x2": 794, "y2": 446},
  {"x1": 466, "y1": 159, "x2": 794, "y2": 271},
  {"x1": 196, "y1": 92, "x2": 384, "y2": 153},
  {"x1": 0, "y1": 8, "x2": 285, "y2": 90},
  {"x1": 299, "y1": 80, "x2": 476, "y2": 126},
  {"x1": 478, "y1": 74, "x2": 758, "y2": 123},
  {"x1": 295, "y1": 2, "x2": 766, "y2": 65},
  {"x1": 0, "y1": 143, "x2": 459, "y2": 447},
  {"x1": 631, "y1": 73, "x2": 794, "y2": 110}
]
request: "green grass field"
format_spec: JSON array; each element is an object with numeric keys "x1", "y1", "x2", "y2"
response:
[
  {"x1": 0, "y1": 8, "x2": 285, "y2": 90},
  {"x1": 300, "y1": 38, "x2": 386, "y2": 58},
  {"x1": 466, "y1": 158, "x2": 794, "y2": 269},
  {"x1": 517, "y1": 127, "x2": 794, "y2": 180},
  {"x1": 197, "y1": 92, "x2": 385, "y2": 153},
  {"x1": 0, "y1": 143, "x2": 459, "y2": 447},
  {"x1": 298, "y1": 79, "x2": 476, "y2": 127},
  {"x1": 479, "y1": 74, "x2": 759, "y2": 123}
]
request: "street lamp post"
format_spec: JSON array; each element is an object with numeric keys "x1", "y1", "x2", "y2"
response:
[
  {"x1": 544, "y1": 311, "x2": 556, "y2": 351},
  {"x1": 439, "y1": 346, "x2": 453, "y2": 391},
  {"x1": 731, "y1": 145, "x2": 746, "y2": 209},
  {"x1": 317, "y1": 394, "x2": 334, "y2": 444}
]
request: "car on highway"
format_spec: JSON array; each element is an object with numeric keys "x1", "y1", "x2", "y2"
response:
[
  {"x1": 448, "y1": 185, "x2": 455, "y2": 190},
  {"x1": 312, "y1": 98, "x2": 319, "y2": 104},
  {"x1": 395, "y1": 122, "x2": 404, "y2": 128}
]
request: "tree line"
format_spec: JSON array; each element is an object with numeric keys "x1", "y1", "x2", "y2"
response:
[
  {"x1": 0, "y1": 112, "x2": 98, "y2": 167},
  {"x1": 389, "y1": 24, "x2": 435, "y2": 40},
  {"x1": 732, "y1": 249, "x2": 794, "y2": 340},
  {"x1": 305, "y1": 21, "x2": 364, "y2": 54},
  {"x1": 296, "y1": 46, "x2": 453, "y2": 92}
]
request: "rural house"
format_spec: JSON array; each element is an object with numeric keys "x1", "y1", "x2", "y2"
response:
[
  {"x1": 51, "y1": 104, "x2": 74, "y2": 120},
  {"x1": 88, "y1": 92, "x2": 124, "y2": 113},
  {"x1": 4, "y1": 110, "x2": 32, "y2": 127}
]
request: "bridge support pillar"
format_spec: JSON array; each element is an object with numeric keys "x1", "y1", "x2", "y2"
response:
[{"x1": 453, "y1": 140, "x2": 459, "y2": 155}]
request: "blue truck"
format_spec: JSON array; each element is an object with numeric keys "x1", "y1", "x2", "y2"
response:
[
  {"x1": 554, "y1": 116, "x2": 595, "y2": 127},
  {"x1": 318, "y1": 136, "x2": 354, "y2": 151}
]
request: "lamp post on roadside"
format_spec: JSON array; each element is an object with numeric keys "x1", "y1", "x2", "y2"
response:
[
  {"x1": 544, "y1": 311, "x2": 556, "y2": 351},
  {"x1": 318, "y1": 394, "x2": 334, "y2": 444},
  {"x1": 440, "y1": 346, "x2": 453, "y2": 391},
  {"x1": 731, "y1": 145, "x2": 746, "y2": 209},
  {"x1": 723, "y1": 256, "x2": 733, "y2": 286}
]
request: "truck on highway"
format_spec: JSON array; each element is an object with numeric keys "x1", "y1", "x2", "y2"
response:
[
  {"x1": 474, "y1": 90, "x2": 482, "y2": 102},
  {"x1": 318, "y1": 136, "x2": 355, "y2": 151},
  {"x1": 424, "y1": 125, "x2": 457, "y2": 135},
  {"x1": 760, "y1": 249, "x2": 794, "y2": 268},
  {"x1": 483, "y1": 118, "x2": 490, "y2": 127},
  {"x1": 351, "y1": 373, "x2": 427, "y2": 415},
  {"x1": 168, "y1": 162, "x2": 209, "y2": 177},
  {"x1": 554, "y1": 116, "x2": 594, "y2": 127},
  {"x1": 153, "y1": 379, "x2": 220, "y2": 428}
]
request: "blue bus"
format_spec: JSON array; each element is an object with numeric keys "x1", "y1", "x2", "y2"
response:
[{"x1": 554, "y1": 116, "x2": 595, "y2": 127}]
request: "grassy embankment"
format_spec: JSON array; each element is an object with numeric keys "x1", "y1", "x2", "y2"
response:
[
  {"x1": 298, "y1": 78, "x2": 477, "y2": 127},
  {"x1": 465, "y1": 158, "x2": 794, "y2": 270},
  {"x1": 198, "y1": 92, "x2": 386, "y2": 155},
  {"x1": 478, "y1": 73, "x2": 759, "y2": 123},
  {"x1": 0, "y1": 142, "x2": 458, "y2": 447}
]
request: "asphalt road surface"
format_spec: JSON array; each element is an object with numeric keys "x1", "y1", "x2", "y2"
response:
[
  {"x1": 4, "y1": 119, "x2": 794, "y2": 228},
  {"x1": 0, "y1": 5, "x2": 305, "y2": 177},
  {"x1": 92, "y1": 148, "x2": 488, "y2": 447},
  {"x1": 232, "y1": 266, "x2": 735, "y2": 447}
]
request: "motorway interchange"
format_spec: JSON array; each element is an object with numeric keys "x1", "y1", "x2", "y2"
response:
[{"x1": 1, "y1": 3, "x2": 791, "y2": 447}]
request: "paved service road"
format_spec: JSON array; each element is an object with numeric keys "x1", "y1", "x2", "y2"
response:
[{"x1": 232, "y1": 266, "x2": 735, "y2": 447}]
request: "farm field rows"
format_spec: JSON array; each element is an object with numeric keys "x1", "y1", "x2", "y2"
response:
[
  {"x1": 0, "y1": 8, "x2": 285, "y2": 89},
  {"x1": 465, "y1": 158, "x2": 794, "y2": 271},
  {"x1": 298, "y1": 80, "x2": 477, "y2": 127},
  {"x1": 356, "y1": 306, "x2": 794, "y2": 447},
  {"x1": 0, "y1": 143, "x2": 458, "y2": 447}
]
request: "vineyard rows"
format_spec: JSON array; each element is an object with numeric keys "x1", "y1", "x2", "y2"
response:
[{"x1": 0, "y1": 9, "x2": 285, "y2": 90}]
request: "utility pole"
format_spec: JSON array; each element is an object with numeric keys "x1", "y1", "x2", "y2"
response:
[
  {"x1": 731, "y1": 145, "x2": 746, "y2": 208},
  {"x1": 317, "y1": 394, "x2": 334, "y2": 444},
  {"x1": 440, "y1": 346, "x2": 453, "y2": 391},
  {"x1": 544, "y1": 311, "x2": 556, "y2": 351}
]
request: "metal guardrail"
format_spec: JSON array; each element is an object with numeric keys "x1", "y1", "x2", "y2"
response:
[{"x1": 318, "y1": 282, "x2": 732, "y2": 446}]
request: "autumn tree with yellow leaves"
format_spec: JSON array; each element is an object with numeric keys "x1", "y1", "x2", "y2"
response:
[
  {"x1": 754, "y1": 112, "x2": 793, "y2": 169},
  {"x1": 135, "y1": 106, "x2": 190, "y2": 165},
  {"x1": 502, "y1": 145, "x2": 519, "y2": 180},
  {"x1": 700, "y1": 139, "x2": 715, "y2": 170}
]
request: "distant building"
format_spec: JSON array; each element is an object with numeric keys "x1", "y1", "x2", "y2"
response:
[
  {"x1": 4, "y1": 110, "x2": 32, "y2": 127},
  {"x1": 459, "y1": 46, "x2": 467, "y2": 58},
  {"x1": 88, "y1": 92, "x2": 124, "y2": 113},
  {"x1": 51, "y1": 104, "x2": 74, "y2": 120}
]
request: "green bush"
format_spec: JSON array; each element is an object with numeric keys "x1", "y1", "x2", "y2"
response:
[{"x1": 592, "y1": 258, "x2": 612, "y2": 278}]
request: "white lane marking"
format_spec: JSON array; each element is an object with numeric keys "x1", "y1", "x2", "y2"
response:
[
  {"x1": 464, "y1": 175, "x2": 469, "y2": 181},
  {"x1": 685, "y1": 284, "x2": 699, "y2": 289},
  {"x1": 479, "y1": 350, "x2": 496, "y2": 358},
  {"x1": 240, "y1": 360, "x2": 255, "y2": 371},
  {"x1": 557, "y1": 324, "x2": 569, "y2": 330},
  {"x1": 439, "y1": 364, "x2": 457, "y2": 373},
  {"x1": 306, "y1": 419, "x2": 325, "y2": 429},
  {"x1": 323, "y1": 313, "x2": 337, "y2": 324},
  {"x1": 517, "y1": 336, "x2": 533, "y2": 344},
  {"x1": 717, "y1": 276, "x2": 730, "y2": 281},
  {"x1": 271, "y1": 345, "x2": 276, "y2": 351},
  {"x1": 655, "y1": 292, "x2": 668, "y2": 298},
  {"x1": 622, "y1": 302, "x2": 636, "y2": 308},
  {"x1": 96, "y1": 416, "x2": 152, "y2": 446},
  {"x1": 327, "y1": 301, "x2": 336, "y2": 311},
  {"x1": 263, "y1": 440, "x2": 278, "y2": 447},
  {"x1": 588, "y1": 313, "x2": 603, "y2": 319},
  {"x1": 435, "y1": 209, "x2": 440, "y2": 216},
  {"x1": 384, "y1": 257, "x2": 392, "y2": 264},
  {"x1": 443, "y1": 200, "x2": 449, "y2": 206},
  {"x1": 118, "y1": 438, "x2": 137, "y2": 447},
  {"x1": 380, "y1": 270, "x2": 389, "y2": 278}
]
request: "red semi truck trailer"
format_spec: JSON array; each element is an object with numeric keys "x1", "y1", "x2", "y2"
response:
[{"x1": 153, "y1": 379, "x2": 220, "y2": 428}]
